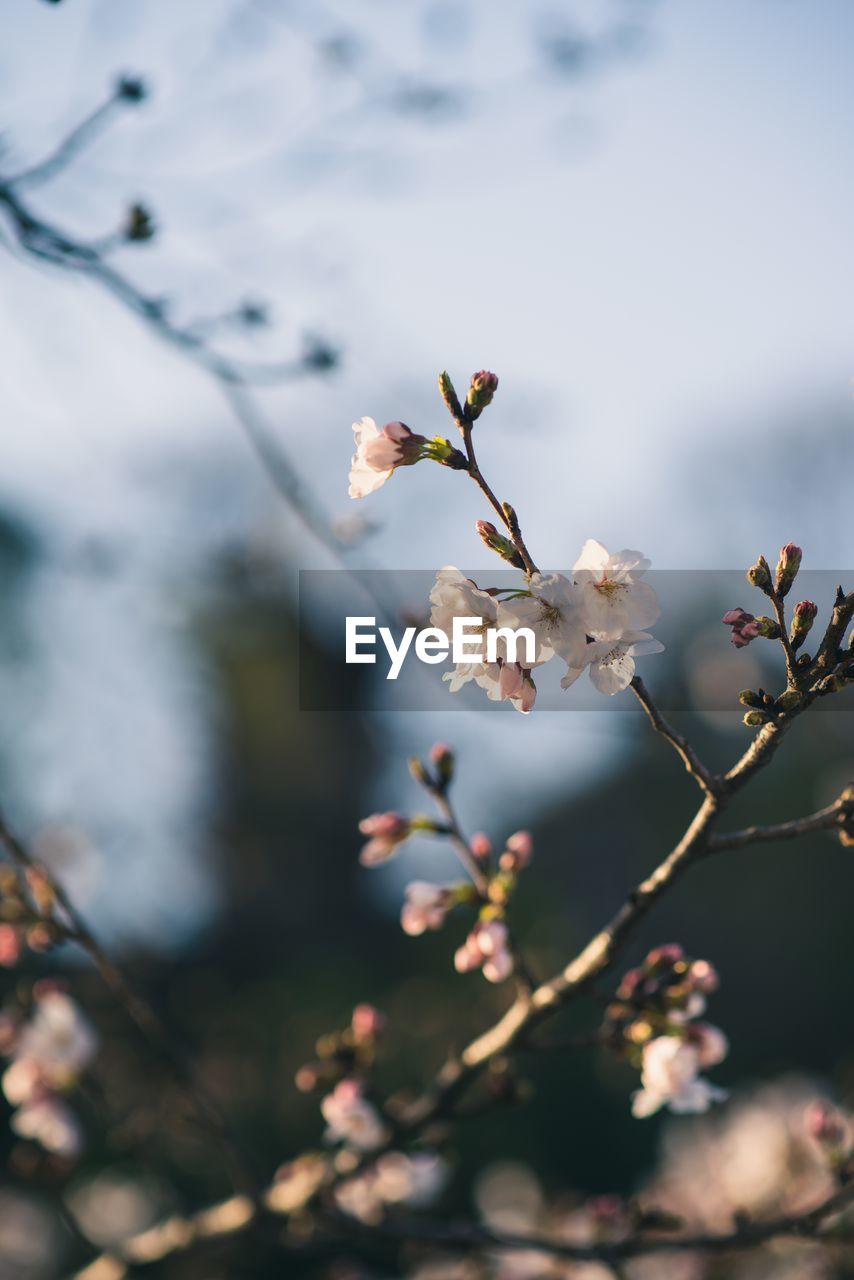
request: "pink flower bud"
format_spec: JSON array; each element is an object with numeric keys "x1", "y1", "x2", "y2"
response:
[
  {"x1": 351, "y1": 1004, "x2": 386, "y2": 1041},
  {"x1": 775, "y1": 543, "x2": 802, "y2": 598},
  {"x1": 0, "y1": 925, "x2": 22, "y2": 969},
  {"x1": 688, "y1": 959, "x2": 719, "y2": 993},
  {"x1": 470, "y1": 833, "x2": 493, "y2": 860},
  {"x1": 358, "y1": 812, "x2": 411, "y2": 867}
]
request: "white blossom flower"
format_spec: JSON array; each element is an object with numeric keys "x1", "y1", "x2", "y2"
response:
[
  {"x1": 632, "y1": 1036, "x2": 727, "y2": 1119},
  {"x1": 454, "y1": 920, "x2": 514, "y2": 984},
  {"x1": 7, "y1": 992, "x2": 97, "y2": 1096},
  {"x1": 401, "y1": 882, "x2": 454, "y2": 936},
  {"x1": 430, "y1": 568, "x2": 499, "y2": 676},
  {"x1": 373, "y1": 1151, "x2": 449, "y2": 1207},
  {"x1": 321, "y1": 1079, "x2": 388, "y2": 1151},
  {"x1": 562, "y1": 630, "x2": 665, "y2": 696},
  {"x1": 11, "y1": 1095, "x2": 83, "y2": 1157},
  {"x1": 499, "y1": 573, "x2": 586, "y2": 668},
  {"x1": 475, "y1": 661, "x2": 538, "y2": 714},
  {"x1": 573, "y1": 539, "x2": 660, "y2": 641},
  {"x1": 348, "y1": 418, "x2": 426, "y2": 499},
  {"x1": 333, "y1": 1151, "x2": 448, "y2": 1223}
]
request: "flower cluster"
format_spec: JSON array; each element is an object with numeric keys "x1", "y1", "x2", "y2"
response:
[
  {"x1": 603, "y1": 945, "x2": 728, "y2": 1118},
  {"x1": 358, "y1": 747, "x2": 534, "y2": 986},
  {"x1": 333, "y1": 1150, "x2": 449, "y2": 1224},
  {"x1": 295, "y1": 1003, "x2": 386, "y2": 1099},
  {"x1": 1, "y1": 986, "x2": 97, "y2": 1157},
  {"x1": 347, "y1": 373, "x2": 664, "y2": 711},
  {"x1": 0, "y1": 865, "x2": 66, "y2": 966},
  {"x1": 430, "y1": 542, "x2": 663, "y2": 712}
]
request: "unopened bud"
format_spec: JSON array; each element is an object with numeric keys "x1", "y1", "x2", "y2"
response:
[
  {"x1": 743, "y1": 710, "x2": 769, "y2": 727},
  {"x1": 124, "y1": 202, "x2": 156, "y2": 243},
  {"x1": 790, "y1": 600, "x2": 818, "y2": 652},
  {"x1": 116, "y1": 74, "x2": 147, "y2": 103},
  {"x1": 738, "y1": 690, "x2": 762, "y2": 708},
  {"x1": 753, "y1": 616, "x2": 781, "y2": 639},
  {"x1": 774, "y1": 543, "x2": 802, "y2": 598},
  {"x1": 470, "y1": 833, "x2": 493, "y2": 860},
  {"x1": 351, "y1": 1004, "x2": 386, "y2": 1042},
  {"x1": 465, "y1": 370, "x2": 499, "y2": 420},
  {"x1": 476, "y1": 520, "x2": 524, "y2": 568},
  {"x1": 429, "y1": 743, "x2": 455, "y2": 787},
  {"x1": 747, "y1": 556, "x2": 772, "y2": 594},
  {"x1": 408, "y1": 757, "x2": 431, "y2": 787},
  {"x1": 438, "y1": 371, "x2": 464, "y2": 423},
  {"x1": 775, "y1": 689, "x2": 802, "y2": 712}
]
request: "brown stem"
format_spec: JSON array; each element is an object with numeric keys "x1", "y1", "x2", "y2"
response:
[
  {"x1": 460, "y1": 423, "x2": 539, "y2": 576},
  {"x1": 629, "y1": 677, "x2": 718, "y2": 797}
]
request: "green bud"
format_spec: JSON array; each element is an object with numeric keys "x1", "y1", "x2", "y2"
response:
[
  {"x1": 476, "y1": 520, "x2": 525, "y2": 568},
  {"x1": 775, "y1": 689, "x2": 802, "y2": 712},
  {"x1": 743, "y1": 710, "x2": 769, "y2": 727},
  {"x1": 438, "y1": 371, "x2": 464, "y2": 423},
  {"x1": 425, "y1": 436, "x2": 468, "y2": 469},
  {"x1": 465, "y1": 370, "x2": 499, "y2": 420},
  {"x1": 738, "y1": 690, "x2": 763, "y2": 708},
  {"x1": 753, "y1": 615, "x2": 781, "y2": 639},
  {"x1": 747, "y1": 556, "x2": 772, "y2": 594},
  {"x1": 408, "y1": 757, "x2": 430, "y2": 787}
]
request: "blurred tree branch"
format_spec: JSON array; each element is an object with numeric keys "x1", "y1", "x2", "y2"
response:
[{"x1": 0, "y1": 76, "x2": 345, "y2": 553}]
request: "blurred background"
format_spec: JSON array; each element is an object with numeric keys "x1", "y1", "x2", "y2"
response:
[{"x1": 0, "y1": 1, "x2": 852, "y2": 1276}]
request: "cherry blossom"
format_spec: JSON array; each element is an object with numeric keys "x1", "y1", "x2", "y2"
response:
[
  {"x1": 348, "y1": 418, "x2": 427, "y2": 499},
  {"x1": 454, "y1": 920, "x2": 514, "y2": 984},
  {"x1": 5, "y1": 991, "x2": 97, "y2": 1096},
  {"x1": 500, "y1": 572, "x2": 586, "y2": 668},
  {"x1": 401, "y1": 882, "x2": 455, "y2": 936},
  {"x1": 562, "y1": 630, "x2": 665, "y2": 696},
  {"x1": 10, "y1": 1095, "x2": 83, "y2": 1157},
  {"x1": 573, "y1": 539, "x2": 660, "y2": 641},
  {"x1": 320, "y1": 1079, "x2": 388, "y2": 1151},
  {"x1": 333, "y1": 1151, "x2": 448, "y2": 1223},
  {"x1": 632, "y1": 1036, "x2": 728, "y2": 1119},
  {"x1": 358, "y1": 812, "x2": 412, "y2": 867}
]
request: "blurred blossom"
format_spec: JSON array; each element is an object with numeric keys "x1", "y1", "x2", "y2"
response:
[
  {"x1": 0, "y1": 1190, "x2": 62, "y2": 1279},
  {"x1": 66, "y1": 1170, "x2": 163, "y2": 1248}
]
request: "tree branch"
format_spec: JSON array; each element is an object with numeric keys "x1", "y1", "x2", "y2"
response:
[{"x1": 630, "y1": 677, "x2": 718, "y2": 797}]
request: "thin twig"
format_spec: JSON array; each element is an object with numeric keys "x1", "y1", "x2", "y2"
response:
[
  {"x1": 460, "y1": 422, "x2": 539, "y2": 576},
  {"x1": 629, "y1": 677, "x2": 718, "y2": 797},
  {"x1": 708, "y1": 795, "x2": 851, "y2": 852}
]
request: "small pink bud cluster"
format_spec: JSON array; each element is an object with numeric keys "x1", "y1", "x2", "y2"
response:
[
  {"x1": 498, "y1": 830, "x2": 533, "y2": 874},
  {"x1": 400, "y1": 882, "x2": 456, "y2": 936},
  {"x1": 295, "y1": 1003, "x2": 386, "y2": 1096},
  {"x1": 607, "y1": 947, "x2": 728, "y2": 1113},
  {"x1": 465, "y1": 370, "x2": 499, "y2": 419},
  {"x1": 722, "y1": 608, "x2": 761, "y2": 648},
  {"x1": 722, "y1": 609, "x2": 780, "y2": 647},
  {"x1": 320, "y1": 1078, "x2": 388, "y2": 1152},
  {"x1": 454, "y1": 919, "x2": 513, "y2": 984},
  {"x1": 358, "y1": 812, "x2": 413, "y2": 867},
  {"x1": 0, "y1": 988, "x2": 98, "y2": 1158}
]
